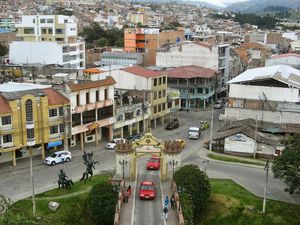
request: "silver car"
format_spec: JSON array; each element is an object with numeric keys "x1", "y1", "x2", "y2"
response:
[
  {"x1": 105, "y1": 138, "x2": 126, "y2": 150},
  {"x1": 44, "y1": 150, "x2": 72, "y2": 166}
]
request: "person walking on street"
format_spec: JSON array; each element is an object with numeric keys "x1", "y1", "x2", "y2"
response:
[
  {"x1": 163, "y1": 206, "x2": 168, "y2": 221},
  {"x1": 164, "y1": 196, "x2": 169, "y2": 208},
  {"x1": 171, "y1": 194, "x2": 175, "y2": 209},
  {"x1": 127, "y1": 185, "x2": 132, "y2": 197}
]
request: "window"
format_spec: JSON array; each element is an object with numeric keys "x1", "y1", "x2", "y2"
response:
[
  {"x1": 96, "y1": 90, "x2": 99, "y2": 102},
  {"x1": 162, "y1": 103, "x2": 165, "y2": 111},
  {"x1": 136, "y1": 109, "x2": 141, "y2": 116},
  {"x1": 159, "y1": 77, "x2": 162, "y2": 85},
  {"x1": 56, "y1": 28, "x2": 63, "y2": 34},
  {"x1": 104, "y1": 89, "x2": 108, "y2": 100},
  {"x1": 60, "y1": 124, "x2": 64, "y2": 133},
  {"x1": 25, "y1": 99, "x2": 33, "y2": 121},
  {"x1": 3, "y1": 134, "x2": 12, "y2": 143},
  {"x1": 27, "y1": 128, "x2": 34, "y2": 139},
  {"x1": 163, "y1": 76, "x2": 166, "y2": 84},
  {"x1": 163, "y1": 90, "x2": 166, "y2": 97},
  {"x1": 158, "y1": 91, "x2": 161, "y2": 98},
  {"x1": 40, "y1": 19, "x2": 45, "y2": 23},
  {"x1": 24, "y1": 28, "x2": 34, "y2": 34},
  {"x1": 154, "y1": 106, "x2": 157, "y2": 114},
  {"x1": 49, "y1": 108, "x2": 57, "y2": 117},
  {"x1": 47, "y1": 19, "x2": 53, "y2": 23},
  {"x1": 33, "y1": 19, "x2": 35, "y2": 23},
  {"x1": 154, "y1": 78, "x2": 157, "y2": 86},
  {"x1": 197, "y1": 88, "x2": 203, "y2": 93},
  {"x1": 76, "y1": 94, "x2": 80, "y2": 106},
  {"x1": 86, "y1": 92, "x2": 90, "y2": 104},
  {"x1": 41, "y1": 28, "x2": 47, "y2": 34},
  {"x1": 2, "y1": 116, "x2": 11, "y2": 125},
  {"x1": 55, "y1": 38, "x2": 64, "y2": 42},
  {"x1": 48, "y1": 28, "x2": 53, "y2": 34},
  {"x1": 50, "y1": 125, "x2": 58, "y2": 134},
  {"x1": 154, "y1": 92, "x2": 157, "y2": 100},
  {"x1": 59, "y1": 107, "x2": 63, "y2": 116},
  {"x1": 158, "y1": 105, "x2": 161, "y2": 112}
]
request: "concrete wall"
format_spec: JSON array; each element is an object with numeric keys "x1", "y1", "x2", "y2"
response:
[
  {"x1": 229, "y1": 84, "x2": 299, "y2": 102},
  {"x1": 265, "y1": 56, "x2": 300, "y2": 68},
  {"x1": 225, "y1": 133, "x2": 255, "y2": 154}
]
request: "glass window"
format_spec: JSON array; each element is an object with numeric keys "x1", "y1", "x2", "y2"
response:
[
  {"x1": 154, "y1": 106, "x2": 157, "y2": 114},
  {"x1": 163, "y1": 76, "x2": 166, "y2": 84},
  {"x1": 27, "y1": 128, "x2": 34, "y2": 139},
  {"x1": 40, "y1": 19, "x2": 45, "y2": 23},
  {"x1": 47, "y1": 19, "x2": 53, "y2": 23},
  {"x1": 25, "y1": 99, "x2": 33, "y2": 121},
  {"x1": 86, "y1": 92, "x2": 89, "y2": 104},
  {"x1": 154, "y1": 79, "x2": 157, "y2": 86},
  {"x1": 56, "y1": 28, "x2": 63, "y2": 34},
  {"x1": 159, "y1": 77, "x2": 162, "y2": 85},
  {"x1": 158, "y1": 91, "x2": 161, "y2": 98},
  {"x1": 162, "y1": 104, "x2": 165, "y2": 111},
  {"x1": 3, "y1": 134, "x2": 12, "y2": 143},
  {"x1": 104, "y1": 89, "x2": 108, "y2": 100},
  {"x1": 33, "y1": 19, "x2": 35, "y2": 23},
  {"x1": 24, "y1": 28, "x2": 34, "y2": 34},
  {"x1": 2, "y1": 116, "x2": 11, "y2": 125},
  {"x1": 163, "y1": 90, "x2": 166, "y2": 97},
  {"x1": 76, "y1": 94, "x2": 80, "y2": 106},
  {"x1": 60, "y1": 124, "x2": 64, "y2": 133},
  {"x1": 197, "y1": 88, "x2": 203, "y2": 93},
  {"x1": 41, "y1": 28, "x2": 47, "y2": 34},
  {"x1": 96, "y1": 90, "x2": 99, "y2": 102},
  {"x1": 48, "y1": 28, "x2": 53, "y2": 34},
  {"x1": 49, "y1": 108, "x2": 57, "y2": 117},
  {"x1": 59, "y1": 107, "x2": 63, "y2": 116},
  {"x1": 50, "y1": 126, "x2": 58, "y2": 134},
  {"x1": 154, "y1": 92, "x2": 157, "y2": 100}
]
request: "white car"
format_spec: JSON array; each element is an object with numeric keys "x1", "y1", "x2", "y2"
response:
[
  {"x1": 44, "y1": 150, "x2": 72, "y2": 166},
  {"x1": 105, "y1": 138, "x2": 126, "y2": 150}
]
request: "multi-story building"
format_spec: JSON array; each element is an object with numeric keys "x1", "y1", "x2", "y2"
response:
[
  {"x1": 165, "y1": 65, "x2": 218, "y2": 110},
  {"x1": 0, "y1": 82, "x2": 70, "y2": 166},
  {"x1": 265, "y1": 53, "x2": 300, "y2": 69},
  {"x1": 100, "y1": 52, "x2": 143, "y2": 66},
  {"x1": 66, "y1": 77, "x2": 116, "y2": 149},
  {"x1": 129, "y1": 12, "x2": 149, "y2": 25},
  {"x1": 0, "y1": 18, "x2": 15, "y2": 31},
  {"x1": 124, "y1": 28, "x2": 185, "y2": 66},
  {"x1": 156, "y1": 42, "x2": 230, "y2": 96},
  {"x1": 9, "y1": 15, "x2": 85, "y2": 69}
]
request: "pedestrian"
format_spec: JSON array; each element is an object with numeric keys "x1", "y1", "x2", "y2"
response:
[
  {"x1": 163, "y1": 206, "x2": 168, "y2": 221},
  {"x1": 124, "y1": 190, "x2": 129, "y2": 203},
  {"x1": 127, "y1": 185, "x2": 132, "y2": 197},
  {"x1": 164, "y1": 196, "x2": 169, "y2": 208},
  {"x1": 122, "y1": 190, "x2": 126, "y2": 204},
  {"x1": 170, "y1": 194, "x2": 175, "y2": 209}
]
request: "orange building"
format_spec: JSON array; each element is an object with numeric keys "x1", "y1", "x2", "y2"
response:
[{"x1": 124, "y1": 28, "x2": 185, "y2": 66}]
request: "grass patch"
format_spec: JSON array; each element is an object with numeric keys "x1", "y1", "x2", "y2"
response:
[
  {"x1": 207, "y1": 153, "x2": 265, "y2": 166},
  {"x1": 1, "y1": 174, "x2": 111, "y2": 225},
  {"x1": 197, "y1": 179, "x2": 300, "y2": 225}
]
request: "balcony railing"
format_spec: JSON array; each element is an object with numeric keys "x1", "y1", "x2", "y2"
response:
[
  {"x1": 26, "y1": 121, "x2": 34, "y2": 129},
  {"x1": 0, "y1": 124, "x2": 13, "y2": 131}
]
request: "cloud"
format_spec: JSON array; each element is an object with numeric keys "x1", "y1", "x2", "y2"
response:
[{"x1": 194, "y1": 0, "x2": 249, "y2": 8}]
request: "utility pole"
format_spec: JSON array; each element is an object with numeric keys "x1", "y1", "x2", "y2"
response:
[
  {"x1": 209, "y1": 101, "x2": 214, "y2": 152},
  {"x1": 169, "y1": 160, "x2": 178, "y2": 179},
  {"x1": 29, "y1": 147, "x2": 36, "y2": 217},
  {"x1": 119, "y1": 160, "x2": 127, "y2": 180},
  {"x1": 262, "y1": 158, "x2": 270, "y2": 214},
  {"x1": 253, "y1": 115, "x2": 258, "y2": 159}
]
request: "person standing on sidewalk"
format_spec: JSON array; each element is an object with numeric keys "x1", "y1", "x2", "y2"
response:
[
  {"x1": 164, "y1": 196, "x2": 169, "y2": 208},
  {"x1": 127, "y1": 185, "x2": 132, "y2": 197},
  {"x1": 170, "y1": 194, "x2": 175, "y2": 209},
  {"x1": 163, "y1": 206, "x2": 168, "y2": 221}
]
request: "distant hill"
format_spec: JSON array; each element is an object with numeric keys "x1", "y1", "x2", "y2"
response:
[
  {"x1": 183, "y1": 1, "x2": 222, "y2": 10},
  {"x1": 226, "y1": 0, "x2": 300, "y2": 13}
]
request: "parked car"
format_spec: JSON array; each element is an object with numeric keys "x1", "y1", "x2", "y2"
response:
[
  {"x1": 44, "y1": 150, "x2": 72, "y2": 166},
  {"x1": 105, "y1": 138, "x2": 126, "y2": 150},
  {"x1": 147, "y1": 155, "x2": 160, "y2": 170},
  {"x1": 175, "y1": 139, "x2": 186, "y2": 149},
  {"x1": 200, "y1": 121, "x2": 209, "y2": 130},
  {"x1": 126, "y1": 134, "x2": 142, "y2": 142},
  {"x1": 213, "y1": 102, "x2": 223, "y2": 109},
  {"x1": 139, "y1": 181, "x2": 156, "y2": 200},
  {"x1": 165, "y1": 119, "x2": 179, "y2": 130}
]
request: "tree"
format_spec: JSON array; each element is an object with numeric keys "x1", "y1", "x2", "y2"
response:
[
  {"x1": 96, "y1": 38, "x2": 109, "y2": 47},
  {"x1": 0, "y1": 43, "x2": 8, "y2": 57},
  {"x1": 87, "y1": 182, "x2": 118, "y2": 225},
  {"x1": 0, "y1": 207, "x2": 36, "y2": 225},
  {"x1": 272, "y1": 134, "x2": 300, "y2": 194},
  {"x1": 174, "y1": 164, "x2": 211, "y2": 225}
]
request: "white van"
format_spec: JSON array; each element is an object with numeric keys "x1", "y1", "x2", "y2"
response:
[{"x1": 188, "y1": 127, "x2": 201, "y2": 139}]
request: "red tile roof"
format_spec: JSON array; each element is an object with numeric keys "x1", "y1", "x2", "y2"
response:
[
  {"x1": 42, "y1": 88, "x2": 70, "y2": 106},
  {"x1": 122, "y1": 66, "x2": 162, "y2": 78},
  {"x1": 165, "y1": 65, "x2": 217, "y2": 79},
  {"x1": 271, "y1": 53, "x2": 300, "y2": 59},
  {"x1": 67, "y1": 76, "x2": 116, "y2": 92},
  {"x1": 0, "y1": 95, "x2": 11, "y2": 114}
]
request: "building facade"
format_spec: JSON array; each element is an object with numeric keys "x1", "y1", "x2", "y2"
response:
[
  {"x1": 0, "y1": 82, "x2": 70, "y2": 166},
  {"x1": 0, "y1": 18, "x2": 15, "y2": 31},
  {"x1": 66, "y1": 77, "x2": 116, "y2": 149},
  {"x1": 10, "y1": 15, "x2": 85, "y2": 69}
]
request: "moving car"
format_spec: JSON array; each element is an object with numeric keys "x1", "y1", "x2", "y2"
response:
[
  {"x1": 147, "y1": 155, "x2": 160, "y2": 170},
  {"x1": 105, "y1": 138, "x2": 126, "y2": 150},
  {"x1": 188, "y1": 126, "x2": 201, "y2": 139},
  {"x1": 44, "y1": 150, "x2": 72, "y2": 166},
  {"x1": 139, "y1": 181, "x2": 156, "y2": 199},
  {"x1": 165, "y1": 119, "x2": 179, "y2": 130},
  {"x1": 126, "y1": 134, "x2": 142, "y2": 142},
  {"x1": 200, "y1": 121, "x2": 209, "y2": 130},
  {"x1": 175, "y1": 139, "x2": 186, "y2": 149}
]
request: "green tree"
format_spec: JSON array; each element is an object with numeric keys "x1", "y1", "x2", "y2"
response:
[
  {"x1": 272, "y1": 133, "x2": 300, "y2": 194},
  {"x1": 115, "y1": 38, "x2": 124, "y2": 48},
  {"x1": 96, "y1": 37, "x2": 109, "y2": 47},
  {"x1": 0, "y1": 43, "x2": 8, "y2": 56},
  {"x1": 0, "y1": 207, "x2": 36, "y2": 225},
  {"x1": 88, "y1": 182, "x2": 118, "y2": 225},
  {"x1": 174, "y1": 164, "x2": 211, "y2": 225}
]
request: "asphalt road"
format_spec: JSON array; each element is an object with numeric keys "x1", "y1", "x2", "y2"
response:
[{"x1": 133, "y1": 156, "x2": 164, "y2": 225}]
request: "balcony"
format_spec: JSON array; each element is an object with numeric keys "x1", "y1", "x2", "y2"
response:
[
  {"x1": 104, "y1": 99, "x2": 113, "y2": 107},
  {"x1": 26, "y1": 121, "x2": 34, "y2": 129},
  {"x1": 75, "y1": 105, "x2": 85, "y2": 113},
  {"x1": 96, "y1": 101, "x2": 105, "y2": 109},
  {"x1": 86, "y1": 103, "x2": 96, "y2": 111},
  {"x1": 27, "y1": 138, "x2": 35, "y2": 146},
  {"x1": 0, "y1": 124, "x2": 13, "y2": 131},
  {"x1": 2, "y1": 142, "x2": 13, "y2": 148}
]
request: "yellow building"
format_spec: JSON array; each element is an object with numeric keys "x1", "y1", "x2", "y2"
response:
[
  {"x1": 129, "y1": 12, "x2": 149, "y2": 26},
  {"x1": 0, "y1": 82, "x2": 70, "y2": 166}
]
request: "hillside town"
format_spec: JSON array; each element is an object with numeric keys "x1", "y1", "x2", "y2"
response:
[{"x1": 0, "y1": 0, "x2": 300, "y2": 225}]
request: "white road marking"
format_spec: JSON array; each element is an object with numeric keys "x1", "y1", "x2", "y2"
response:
[
  {"x1": 131, "y1": 163, "x2": 138, "y2": 225},
  {"x1": 159, "y1": 170, "x2": 167, "y2": 225}
]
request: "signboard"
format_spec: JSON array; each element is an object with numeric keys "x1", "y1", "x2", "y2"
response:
[
  {"x1": 126, "y1": 28, "x2": 159, "y2": 35},
  {"x1": 87, "y1": 122, "x2": 99, "y2": 131},
  {"x1": 47, "y1": 140, "x2": 62, "y2": 148},
  {"x1": 135, "y1": 145, "x2": 161, "y2": 153}
]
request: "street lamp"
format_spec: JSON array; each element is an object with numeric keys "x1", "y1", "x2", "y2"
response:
[
  {"x1": 202, "y1": 159, "x2": 209, "y2": 173},
  {"x1": 119, "y1": 160, "x2": 127, "y2": 180},
  {"x1": 169, "y1": 160, "x2": 178, "y2": 179},
  {"x1": 262, "y1": 157, "x2": 270, "y2": 214},
  {"x1": 29, "y1": 147, "x2": 36, "y2": 217}
]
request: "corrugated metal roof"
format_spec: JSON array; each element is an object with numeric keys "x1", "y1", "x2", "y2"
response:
[{"x1": 228, "y1": 65, "x2": 300, "y2": 88}]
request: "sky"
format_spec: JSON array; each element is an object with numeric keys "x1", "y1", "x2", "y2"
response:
[{"x1": 193, "y1": 0, "x2": 249, "y2": 8}]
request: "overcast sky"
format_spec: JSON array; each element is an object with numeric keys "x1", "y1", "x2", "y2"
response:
[{"x1": 194, "y1": 0, "x2": 249, "y2": 7}]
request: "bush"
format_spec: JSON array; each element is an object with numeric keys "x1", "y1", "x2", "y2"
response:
[
  {"x1": 174, "y1": 164, "x2": 211, "y2": 224},
  {"x1": 87, "y1": 182, "x2": 118, "y2": 225},
  {"x1": 0, "y1": 206, "x2": 36, "y2": 225}
]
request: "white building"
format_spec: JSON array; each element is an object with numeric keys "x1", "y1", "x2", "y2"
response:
[
  {"x1": 156, "y1": 42, "x2": 230, "y2": 95},
  {"x1": 9, "y1": 15, "x2": 85, "y2": 69},
  {"x1": 265, "y1": 53, "x2": 300, "y2": 69}
]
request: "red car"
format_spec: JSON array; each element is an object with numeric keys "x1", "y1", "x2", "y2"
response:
[
  {"x1": 139, "y1": 181, "x2": 156, "y2": 200},
  {"x1": 147, "y1": 155, "x2": 160, "y2": 170}
]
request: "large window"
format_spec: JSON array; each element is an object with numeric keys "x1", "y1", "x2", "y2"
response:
[
  {"x1": 163, "y1": 77, "x2": 166, "y2": 84},
  {"x1": 154, "y1": 78, "x2": 157, "y2": 86},
  {"x1": 50, "y1": 125, "x2": 58, "y2": 134},
  {"x1": 60, "y1": 124, "x2": 65, "y2": 133},
  {"x1": 25, "y1": 99, "x2": 33, "y2": 121},
  {"x1": 41, "y1": 28, "x2": 47, "y2": 34},
  {"x1": 104, "y1": 89, "x2": 108, "y2": 100},
  {"x1": 56, "y1": 28, "x2": 64, "y2": 34},
  {"x1": 49, "y1": 108, "x2": 57, "y2": 117},
  {"x1": 83, "y1": 110, "x2": 96, "y2": 124},
  {"x1": 97, "y1": 105, "x2": 113, "y2": 120},
  {"x1": 3, "y1": 134, "x2": 12, "y2": 143},
  {"x1": 24, "y1": 28, "x2": 34, "y2": 34},
  {"x1": 59, "y1": 107, "x2": 63, "y2": 116},
  {"x1": 27, "y1": 128, "x2": 34, "y2": 139},
  {"x1": 2, "y1": 116, "x2": 11, "y2": 125}
]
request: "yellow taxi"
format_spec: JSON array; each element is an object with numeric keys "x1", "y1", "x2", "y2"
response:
[{"x1": 175, "y1": 139, "x2": 186, "y2": 149}]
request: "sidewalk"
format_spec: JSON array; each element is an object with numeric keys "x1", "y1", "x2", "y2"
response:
[
  {"x1": 161, "y1": 180, "x2": 179, "y2": 225},
  {"x1": 119, "y1": 181, "x2": 134, "y2": 225}
]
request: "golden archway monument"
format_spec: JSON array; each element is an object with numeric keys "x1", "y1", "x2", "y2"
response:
[{"x1": 115, "y1": 133, "x2": 182, "y2": 181}]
